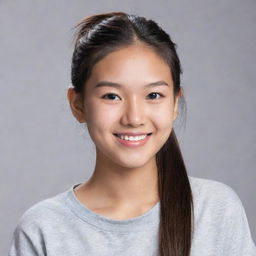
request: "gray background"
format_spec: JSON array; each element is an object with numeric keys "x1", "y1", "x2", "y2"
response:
[{"x1": 1, "y1": 0, "x2": 255, "y2": 254}]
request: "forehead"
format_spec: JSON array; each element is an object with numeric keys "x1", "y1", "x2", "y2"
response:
[{"x1": 86, "y1": 44, "x2": 173, "y2": 89}]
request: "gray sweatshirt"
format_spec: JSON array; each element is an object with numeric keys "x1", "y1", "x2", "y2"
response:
[{"x1": 8, "y1": 176, "x2": 256, "y2": 255}]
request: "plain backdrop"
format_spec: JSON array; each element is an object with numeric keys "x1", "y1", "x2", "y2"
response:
[{"x1": 1, "y1": 0, "x2": 255, "y2": 254}]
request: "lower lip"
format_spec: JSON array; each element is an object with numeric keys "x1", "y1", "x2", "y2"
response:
[{"x1": 114, "y1": 134, "x2": 152, "y2": 147}]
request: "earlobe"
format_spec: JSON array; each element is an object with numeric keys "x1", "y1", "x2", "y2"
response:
[{"x1": 67, "y1": 87, "x2": 87, "y2": 123}]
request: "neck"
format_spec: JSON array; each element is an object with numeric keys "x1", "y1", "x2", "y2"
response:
[{"x1": 80, "y1": 152, "x2": 159, "y2": 208}]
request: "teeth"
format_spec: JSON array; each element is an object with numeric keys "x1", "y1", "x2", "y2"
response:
[{"x1": 117, "y1": 134, "x2": 147, "y2": 141}]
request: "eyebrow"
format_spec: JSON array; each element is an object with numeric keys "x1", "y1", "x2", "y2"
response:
[{"x1": 95, "y1": 80, "x2": 169, "y2": 89}]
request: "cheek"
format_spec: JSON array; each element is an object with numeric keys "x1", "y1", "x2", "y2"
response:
[
  {"x1": 150, "y1": 102, "x2": 174, "y2": 128},
  {"x1": 85, "y1": 102, "x2": 118, "y2": 132}
]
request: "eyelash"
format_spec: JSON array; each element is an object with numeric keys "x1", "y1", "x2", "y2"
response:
[{"x1": 101, "y1": 92, "x2": 164, "y2": 100}]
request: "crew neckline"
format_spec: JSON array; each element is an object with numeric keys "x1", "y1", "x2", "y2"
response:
[{"x1": 65, "y1": 183, "x2": 160, "y2": 232}]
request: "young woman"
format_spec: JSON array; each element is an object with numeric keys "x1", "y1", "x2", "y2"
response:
[{"x1": 9, "y1": 12, "x2": 256, "y2": 256}]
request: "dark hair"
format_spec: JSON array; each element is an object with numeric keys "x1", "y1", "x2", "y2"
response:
[{"x1": 71, "y1": 11, "x2": 194, "y2": 256}]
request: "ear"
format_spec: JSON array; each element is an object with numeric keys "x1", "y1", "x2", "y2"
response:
[
  {"x1": 173, "y1": 88, "x2": 183, "y2": 121},
  {"x1": 67, "y1": 87, "x2": 86, "y2": 123}
]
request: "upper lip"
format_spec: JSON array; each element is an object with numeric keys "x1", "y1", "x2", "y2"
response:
[{"x1": 113, "y1": 132, "x2": 152, "y2": 136}]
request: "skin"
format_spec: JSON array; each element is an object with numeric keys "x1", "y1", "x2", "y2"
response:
[{"x1": 67, "y1": 42, "x2": 182, "y2": 220}]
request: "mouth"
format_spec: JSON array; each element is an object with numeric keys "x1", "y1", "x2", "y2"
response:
[
  {"x1": 113, "y1": 133, "x2": 152, "y2": 137},
  {"x1": 112, "y1": 133, "x2": 152, "y2": 147}
]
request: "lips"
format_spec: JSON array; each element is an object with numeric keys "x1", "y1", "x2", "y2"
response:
[
  {"x1": 113, "y1": 133, "x2": 152, "y2": 137},
  {"x1": 113, "y1": 132, "x2": 152, "y2": 147}
]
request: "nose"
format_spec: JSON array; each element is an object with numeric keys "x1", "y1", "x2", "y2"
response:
[{"x1": 120, "y1": 96, "x2": 146, "y2": 127}]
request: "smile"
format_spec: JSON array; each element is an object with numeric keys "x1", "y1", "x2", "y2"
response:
[{"x1": 113, "y1": 133, "x2": 152, "y2": 147}]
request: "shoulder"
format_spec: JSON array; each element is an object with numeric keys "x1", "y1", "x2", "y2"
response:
[
  {"x1": 15, "y1": 189, "x2": 69, "y2": 233},
  {"x1": 9, "y1": 190, "x2": 71, "y2": 255},
  {"x1": 188, "y1": 176, "x2": 256, "y2": 253},
  {"x1": 188, "y1": 175, "x2": 244, "y2": 215},
  {"x1": 188, "y1": 175, "x2": 240, "y2": 200}
]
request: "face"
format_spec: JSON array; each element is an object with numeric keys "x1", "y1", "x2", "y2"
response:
[{"x1": 68, "y1": 43, "x2": 180, "y2": 169}]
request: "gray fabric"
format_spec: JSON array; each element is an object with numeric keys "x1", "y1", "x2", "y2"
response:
[{"x1": 8, "y1": 176, "x2": 256, "y2": 256}]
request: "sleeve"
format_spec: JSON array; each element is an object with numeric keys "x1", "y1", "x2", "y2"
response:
[
  {"x1": 8, "y1": 214, "x2": 46, "y2": 256},
  {"x1": 222, "y1": 187, "x2": 256, "y2": 255}
]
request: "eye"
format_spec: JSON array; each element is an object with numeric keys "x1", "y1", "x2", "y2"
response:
[
  {"x1": 101, "y1": 93, "x2": 121, "y2": 100},
  {"x1": 101, "y1": 92, "x2": 164, "y2": 101},
  {"x1": 147, "y1": 92, "x2": 164, "y2": 100}
]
